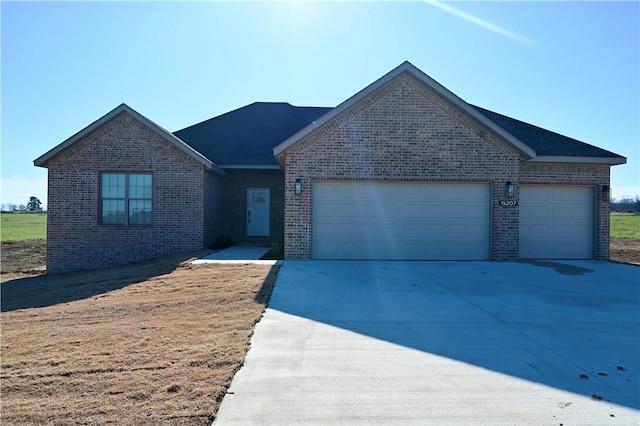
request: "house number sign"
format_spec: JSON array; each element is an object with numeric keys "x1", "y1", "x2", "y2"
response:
[{"x1": 499, "y1": 200, "x2": 518, "y2": 207}]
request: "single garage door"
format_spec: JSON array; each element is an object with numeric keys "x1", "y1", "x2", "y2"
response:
[
  {"x1": 312, "y1": 181, "x2": 490, "y2": 260},
  {"x1": 520, "y1": 185, "x2": 594, "y2": 259}
]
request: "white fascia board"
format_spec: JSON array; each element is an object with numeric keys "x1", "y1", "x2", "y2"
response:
[
  {"x1": 528, "y1": 156, "x2": 627, "y2": 165},
  {"x1": 273, "y1": 61, "x2": 536, "y2": 160}
]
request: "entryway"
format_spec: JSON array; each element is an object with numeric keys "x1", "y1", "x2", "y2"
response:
[{"x1": 246, "y1": 188, "x2": 270, "y2": 237}]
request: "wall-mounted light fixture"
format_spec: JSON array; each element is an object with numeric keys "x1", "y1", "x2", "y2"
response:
[
  {"x1": 602, "y1": 184, "x2": 610, "y2": 201},
  {"x1": 505, "y1": 181, "x2": 515, "y2": 198},
  {"x1": 295, "y1": 178, "x2": 302, "y2": 195}
]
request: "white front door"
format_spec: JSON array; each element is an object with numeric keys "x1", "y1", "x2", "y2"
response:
[{"x1": 247, "y1": 188, "x2": 270, "y2": 237}]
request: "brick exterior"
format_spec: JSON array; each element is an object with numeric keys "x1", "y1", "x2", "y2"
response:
[
  {"x1": 281, "y1": 72, "x2": 612, "y2": 260},
  {"x1": 41, "y1": 71, "x2": 616, "y2": 270},
  {"x1": 45, "y1": 112, "x2": 224, "y2": 273},
  {"x1": 204, "y1": 170, "x2": 225, "y2": 249},
  {"x1": 222, "y1": 169, "x2": 284, "y2": 245}
]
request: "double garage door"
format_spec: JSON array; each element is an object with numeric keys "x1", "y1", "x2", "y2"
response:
[
  {"x1": 312, "y1": 181, "x2": 595, "y2": 260},
  {"x1": 312, "y1": 181, "x2": 491, "y2": 260}
]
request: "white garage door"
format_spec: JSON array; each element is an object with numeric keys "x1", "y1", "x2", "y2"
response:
[
  {"x1": 520, "y1": 185, "x2": 594, "y2": 259},
  {"x1": 312, "y1": 181, "x2": 490, "y2": 260}
]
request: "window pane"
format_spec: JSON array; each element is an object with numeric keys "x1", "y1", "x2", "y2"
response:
[
  {"x1": 129, "y1": 174, "x2": 152, "y2": 198},
  {"x1": 102, "y1": 200, "x2": 125, "y2": 224},
  {"x1": 129, "y1": 200, "x2": 152, "y2": 225},
  {"x1": 102, "y1": 174, "x2": 125, "y2": 198}
]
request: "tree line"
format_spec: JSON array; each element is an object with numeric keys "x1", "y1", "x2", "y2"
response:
[
  {"x1": 611, "y1": 196, "x2": 640, "y2": 213},
  {"x1": 1, "y1": 197, "x2": 45, "y2": 212}
]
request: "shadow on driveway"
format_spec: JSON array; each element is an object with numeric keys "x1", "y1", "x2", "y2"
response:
[{"x1": 268, "y1": 260, "x2": 640, "y2": 411}]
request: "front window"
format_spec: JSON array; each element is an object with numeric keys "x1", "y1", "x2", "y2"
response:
[{"x1": 101, "y1": 173, "x2": 152, "y2": 225}]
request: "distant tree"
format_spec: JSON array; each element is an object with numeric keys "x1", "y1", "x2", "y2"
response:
[
  {"x1": 17, "y1": 204, "x2": 27, "y2": 212},
  {"x1": 26, "y1": 196, "x2": 43, "y2": 212},
  {"x1": 7, "y1": 203, "x2": 17, "y2": 212},
  {"x1": 611, "y1": 196, "x2": 640, "y2": 213}
]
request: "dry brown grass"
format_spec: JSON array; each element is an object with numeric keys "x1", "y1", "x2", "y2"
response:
[{"x1": 1, "y1": 252, "x2": 278, "y2": 425}]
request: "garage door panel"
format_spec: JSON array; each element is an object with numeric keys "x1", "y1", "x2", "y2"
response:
[
  {"x1": 530, "y1": 224, "x2": 549, "y2": 237},
  {"x1": 312, "y1": 181, "x2": 490, "y2": 260},
  {"x1": 551, "y1": 224, "x2": 571, "y2": 238},
  {"x1": 520, "y1": 185, "x2": 593, "y2": 259},
  {"x1": 403, "y1": 204, "x2": 425, "y2": 218},
  {"x1": 465, "y1": 224, "x2": 490, "y2": 238},
  {"x1": 424, "y1": 205, "x2": 446, "y2": 218},
  {"x1": 530, "y1": 206, "x2": 550, "y2": 219},
  {"x1": 447, "y1": 206, "x2": 467, "y2": 219},
  {"x1": 552, "y1": 207, "x2": 571, "y2": 220},
  {"x1": 572, "y1": 208, "x2": 590, "y2": 220}
]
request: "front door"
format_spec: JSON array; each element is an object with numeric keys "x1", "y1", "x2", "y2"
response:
[{"x1": 247, "y1": 188, "x2": 270, "y2": 237}]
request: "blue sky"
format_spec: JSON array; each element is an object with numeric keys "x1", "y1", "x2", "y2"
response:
[{"x1": 2, "y1": 1, "x2": 638, "y2": 208}]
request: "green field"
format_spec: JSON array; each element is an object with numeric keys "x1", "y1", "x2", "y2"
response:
[
  {"x1": 610, "y1": 212, "x2": 640, "y2": 240},
  {"x1": 1, "y1": 212, "x2": 47, "y2": 241}
]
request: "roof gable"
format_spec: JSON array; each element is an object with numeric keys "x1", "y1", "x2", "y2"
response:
[
  {"x1": 273, "y1": 61, "x2": 536, "y2": 161},
  {"x1": 174, "y1": 102, "x2": 332, "y2": 167},
  {"x1": 273, "y1": 61, "x2": 626, "y2": 166},
  {"x1": 34, "y1": 104, "x2": 220, "y2": 172}
]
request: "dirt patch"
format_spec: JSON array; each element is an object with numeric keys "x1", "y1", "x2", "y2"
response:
[
  {"x1": 1, "y1": 240, "x2": 47, "y2": 277},
  {"x1": 610, "y1": 238, "x2": 640, "y2": 265},
  {"x1": 1, "y1": 253, "x2": 278, "y2": 425}
]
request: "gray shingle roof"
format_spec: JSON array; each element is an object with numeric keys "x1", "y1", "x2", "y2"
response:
[
  {"x1": 174, "y1": 101, "x2": 624, "y2": 167},
  {"x1": 471, "y1": 105, "x2": 625, "y2": 159},
  {"x1": 174, "y1": 102, "x2": 332, "y2": 167}
]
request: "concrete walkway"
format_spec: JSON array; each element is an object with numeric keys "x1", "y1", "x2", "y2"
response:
[
  {"x1": 214, "y1": 260, "x2": 639, "y2": 425},
  {"x1": 191, "y1": 244, "x2": 278, "y2": 265}
]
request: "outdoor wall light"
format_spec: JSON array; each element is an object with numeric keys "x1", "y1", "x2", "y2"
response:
[
  {"x1": 602, "y1": 184, "x2": 610, "y2": 201},
  {"x1": 505, "y1": 181, "x2": 515, "y2": 198},
  {"x1": 295, "y1": 178, "x2": 302, "y2": 195}
]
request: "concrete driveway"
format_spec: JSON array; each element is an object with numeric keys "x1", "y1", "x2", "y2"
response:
[{"x1": 214, "y1": 261, "x2": 640, "y2": 425}]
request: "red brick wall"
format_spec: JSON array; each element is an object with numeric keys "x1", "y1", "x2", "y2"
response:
[
  {"x1": 283, "y1": 73, "x2": 523, "y2": 260},
  {"x1": 45, "y1": 112, "x2": 221, "y2": 273},
  {"x1": 282, "y1": 72, "x2": 613, "y2": 260}
]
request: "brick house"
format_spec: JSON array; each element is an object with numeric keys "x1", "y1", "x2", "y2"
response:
[{"x1": 35, "y1": 61, "x2": 625, "y2": 273}]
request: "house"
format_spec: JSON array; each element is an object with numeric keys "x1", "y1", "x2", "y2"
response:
[{"x1": 35, "y1": 61, "x2": 625, "y2": 273}]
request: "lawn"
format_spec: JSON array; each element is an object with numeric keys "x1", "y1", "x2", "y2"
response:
[
  {"x1": 610, "y1": 212, "x2": 640, "y2": 239},
  {"x1": 1, "y1": 252, "x2": 278, "y2": 425},
  {"x1": 1, "y1": 212, "x2": 47, "y2": 241},
  {"x1": 609, "y1": 212, "x2": 640, "y2": 265}
]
